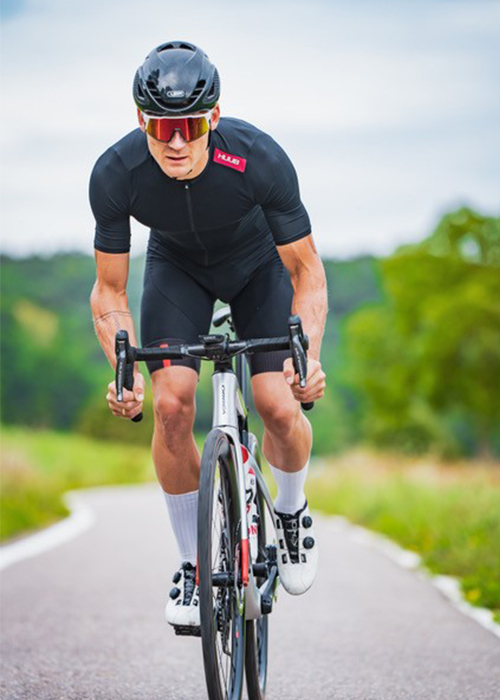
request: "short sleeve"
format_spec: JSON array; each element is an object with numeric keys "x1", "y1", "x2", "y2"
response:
[
  {"x1": 89, "y1": 149, "x2": 131, "y2": 254},
  {"x1": 251, "y1": 134, "x2": 311, "y2": 245}
]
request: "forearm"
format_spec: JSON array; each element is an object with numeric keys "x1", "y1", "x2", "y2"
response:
[
  {"x1": 290, "y1": 263, "x2": 328, "y2": 361},
  {"x1": 90, "y1": 283, "x2": 138, "y2": 370}
]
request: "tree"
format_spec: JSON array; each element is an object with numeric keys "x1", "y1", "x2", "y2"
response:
[{"x1": 347, "y1": 209, "x2": 500, "y2": 457}]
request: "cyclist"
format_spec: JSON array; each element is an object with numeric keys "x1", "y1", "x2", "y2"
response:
[{"x1": 90, "y1": 41, "x2": 327, "y2": 630}]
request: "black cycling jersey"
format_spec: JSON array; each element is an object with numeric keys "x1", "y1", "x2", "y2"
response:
[
  {"x1": 89, "y1": 117, "x2": 311, "y2": 375},
  {"x1": 89, "y1": 117, "x2": 311, "y2": 282}
]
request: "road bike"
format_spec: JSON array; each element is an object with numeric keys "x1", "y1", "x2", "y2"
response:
[{"x1": 115, "y1": 312, "x2": 312, "y2": 700}]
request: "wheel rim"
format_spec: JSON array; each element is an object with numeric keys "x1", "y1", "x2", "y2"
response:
[{"x1": 207, "y1": 454, "x2": 245, "y2": 699}]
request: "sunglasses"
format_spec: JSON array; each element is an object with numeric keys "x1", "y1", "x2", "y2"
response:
[{"x1": 138, "y1": 109, "x2": 213, "y2": 143}]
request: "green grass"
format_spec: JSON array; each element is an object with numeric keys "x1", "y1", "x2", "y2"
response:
[
  {"x1": 307, "y1": 451, "x2": 500, "y2": 623},
  {"x1": 1, "y1": 426, "x2": 155, "y2": 541}
]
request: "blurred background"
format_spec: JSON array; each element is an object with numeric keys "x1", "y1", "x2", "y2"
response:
[{"x1": 1, "y1": 0, "x2": 499, "y2": 619}]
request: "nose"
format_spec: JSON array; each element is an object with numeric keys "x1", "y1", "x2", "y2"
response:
[{"x1": 167, "y1": 130, "x2": 188, "y2": 149}]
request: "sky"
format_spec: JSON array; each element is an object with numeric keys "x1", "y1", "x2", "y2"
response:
[{"x1": 1, "y1": 0, "x2": 499, "y2": 259}]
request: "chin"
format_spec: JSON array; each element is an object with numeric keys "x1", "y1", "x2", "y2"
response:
[{"x1": 163, "y1": 164, "x2": 189, "y2": 179}]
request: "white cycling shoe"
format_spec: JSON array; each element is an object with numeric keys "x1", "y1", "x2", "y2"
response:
[
  {"x1": 165, "y1": 562, "x2": 200, "y2": 630},
  {"x1": 273, "y1": 501, "x2": 318, "y2": 595}
]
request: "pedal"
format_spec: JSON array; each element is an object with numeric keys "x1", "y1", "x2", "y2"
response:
[
  {"x1": 173, "y1": 625, "x2": 202, "y2": 637},
  {"x1": 266, "y1": 544, "x2": 277, "y2": 563},
  {"x1": 260, "y1": 545, "x2": 279, "y2": 615}
]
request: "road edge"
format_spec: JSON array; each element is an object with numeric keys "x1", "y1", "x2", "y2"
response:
[
  {"x1": 327, "y1": 514, "x2": 500, "y2": 641},
  {"x1": 0, "y1": 492, "x2": 95, "y2": 571},
  {"x1": 2, "y1": 485, "x2": 499, "y2": 642}
]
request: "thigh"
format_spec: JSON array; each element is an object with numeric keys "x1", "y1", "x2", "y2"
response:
[
  {"x1": 230, "y1": 258, "x2": 293, "y2": 376},
  {"x1": 141, "y1": 256, "x2": 215, "y2": 375}
]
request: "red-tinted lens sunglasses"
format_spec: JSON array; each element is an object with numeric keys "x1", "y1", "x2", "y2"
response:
[{"x1": 138, "y1": 109, "x2": 212, "y2": 143}]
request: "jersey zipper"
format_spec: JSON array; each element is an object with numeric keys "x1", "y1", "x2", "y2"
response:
[{"x1": 184, "y1": 183, "x2": 209, "y2": 266}]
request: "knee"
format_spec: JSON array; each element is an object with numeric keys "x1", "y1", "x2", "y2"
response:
[
  {"x1": 254, "y1": 395, "x2": 299, "y2": 438},
  {"x1": 154, "y1": 392, "x2": 195, "y2": 435}
]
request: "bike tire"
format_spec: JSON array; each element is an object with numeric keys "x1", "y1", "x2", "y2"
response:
[
  {"x1": 245, "y1": 440, "x2": 270, "y2": 700},
  {"x1": 199, "y1": 429, "x2": 246, "y2": 700}
]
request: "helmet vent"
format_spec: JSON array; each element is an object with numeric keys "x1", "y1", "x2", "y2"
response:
[
  {"x1": 207, "y1": 71, "x2": 220, "y2": 99},
  {"x1": 133, "y1": 73, "x2": 145, "y2": 101},
  {"x1": 157, "y1": 42, "x2": 195, "y2": 53},
  {"x1": 191, "y1": 79, "x2": 206, "y2": 100},
  {"x1": 157, "y1": 43, "x2": 175, "y2": 52},
  {"x1": 146, "y1": 79, "x2": 163, "y2": 102}
]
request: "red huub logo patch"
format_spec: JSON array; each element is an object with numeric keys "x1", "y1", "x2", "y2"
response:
[{"x1": 213, "y1": 148, "x2": 247, "y2": 172}]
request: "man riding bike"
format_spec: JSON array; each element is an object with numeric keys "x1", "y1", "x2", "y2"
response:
[{"x1": 89, "y1": 41, "x2": 327, "y2": 631}]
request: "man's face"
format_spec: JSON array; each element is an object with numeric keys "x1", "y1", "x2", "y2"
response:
[{"x1": 140, "y1": 105, "x2": 220, "y2": 181}]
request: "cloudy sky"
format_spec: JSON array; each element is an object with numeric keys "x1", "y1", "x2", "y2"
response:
[{"x1": 1, "y1": 0, "x2": 499, "y2": 259}]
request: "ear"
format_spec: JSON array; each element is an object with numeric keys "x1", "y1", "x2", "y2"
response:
[
  {"x1": 137, "y1": 108, "x2": 146, "y2": 133},
  {"x1": 210, "y1": 103, "x2": 221, "y2": 131}
]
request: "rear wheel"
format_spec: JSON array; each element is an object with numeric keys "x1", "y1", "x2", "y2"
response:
[
  {"x1": 199, "y1": 429, "x2": 246, "y2": 700},
  {"x1": 245, "y1": 440, "x2": 270, "y2": 700}
]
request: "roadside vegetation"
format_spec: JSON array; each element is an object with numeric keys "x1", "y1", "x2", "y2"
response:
[
  {"x1": 0, "y1": 426, "x2": 154, "y2": 541},
  {"x1": 307, "y1": 451, "x2": 500, "y2": 623}
]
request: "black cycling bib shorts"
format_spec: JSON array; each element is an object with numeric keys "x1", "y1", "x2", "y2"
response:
[{"x1": 89, "y1": 117, "x2": 311, "y2": 375}]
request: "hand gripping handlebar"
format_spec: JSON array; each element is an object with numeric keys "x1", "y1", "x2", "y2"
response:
[
  {"x1": 115, "y1": 315, "x2": 314, "y2": 422},
  {"x1": 288, "y1": 315, "x2": 314, "y2": 412},
  {"x1": 115, "y1": 330, "x2": 144, "y2": 423}
]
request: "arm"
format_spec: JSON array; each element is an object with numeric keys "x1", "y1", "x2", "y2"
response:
[
  {"x1": 90, "y1": 250, "x2": 138, "y2": 368},
  {"x1": 278, "y1": 234, "x2": 328, "y2": 361},
  {"x1": 278, "y1": 234, "x2": 328, "y2": 403},
  {"x1": 90, "y1": 250, "x2": 144, "y2": 418}
]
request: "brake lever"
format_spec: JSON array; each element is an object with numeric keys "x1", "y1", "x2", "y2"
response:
[
  {"x1": 288, "y1": 315, "x2": 314, "y2": 411},
  {"x1": 115, "y1": 331, "x2": 128, "y2": 402},
  {"x1": 115, "y1": 330, "x2": 143, "y2": 423}
]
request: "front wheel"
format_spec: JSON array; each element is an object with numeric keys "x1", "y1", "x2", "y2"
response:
[{"x1": 198, "y1": 429, "x2": 246, "y2": 700}]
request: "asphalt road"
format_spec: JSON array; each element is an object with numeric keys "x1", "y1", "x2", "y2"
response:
[{"x1": 1, "y1": 485, "x2": 499, "y2": 700}]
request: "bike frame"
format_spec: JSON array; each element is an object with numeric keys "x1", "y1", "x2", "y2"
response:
[
  {"x1": 211, "y1": 362, "x2": 276, "y2": 621},
  {"x1": 115, "y1": 312, "x2": 312, "y2": 631}
]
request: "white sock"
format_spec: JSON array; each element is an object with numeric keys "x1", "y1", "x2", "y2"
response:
[
  {"x1": 270, "y1": 461, "x2": 309, "y2": 514},
  {"x1": 162, "y1": 489, "x2": 198, "y2": 566}
]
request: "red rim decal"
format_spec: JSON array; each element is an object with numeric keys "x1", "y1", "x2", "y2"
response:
[{"x1": 241, "y1": 538, "x2": 249, "y2": 587}]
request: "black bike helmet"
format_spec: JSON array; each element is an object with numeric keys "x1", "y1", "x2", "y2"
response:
[{"x1": 133, "y1": 41, "x2": 220, "y2": 116}]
